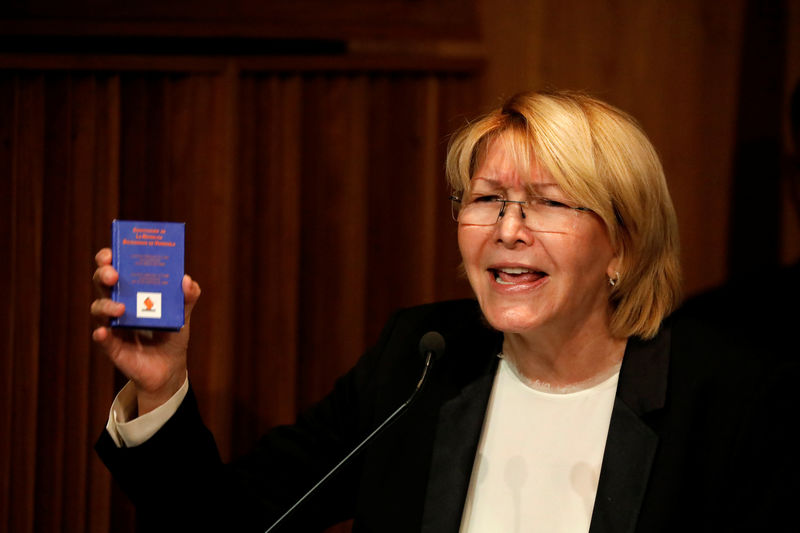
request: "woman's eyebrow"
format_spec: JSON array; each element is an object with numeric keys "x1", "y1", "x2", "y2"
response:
[
  {"x1": 528, "y1": 182, "x2": 560, "y2": 189},
  {"x1": 526, "y1": 183, "x2": 564, "y2": 195},
  {"x1": 470, "y1": 177, "x2": 565, "y2": 195},
  {"x1": 470, "y1": 177, "x2": 503, "y2": 188}
]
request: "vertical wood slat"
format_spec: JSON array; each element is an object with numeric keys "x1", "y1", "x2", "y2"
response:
[
  {"x1": 298, "y1": 75, "x2": 369, "y2": 411},
  {"x1": 365, "y1": 77, "x2": 421, "y2": 328},
  {"x1": 87, "y1": 74, "x2": 121, "y2": 533},
  {"x1": 232, "y1": 74, "x2": 302, "y2": 458},
  {"x1": 188, "y1": 70, "x2": 237, "y2": 460},
  {"x1": 119, "y1": 75, "x2": 169, "y2": 222},
  {"x1": 34, "y1": 74, "x2": 72, "y2": 533},
  {"x1": 62, "y1": 74, "x2": 97, "y2": 533},
  {"x1": 7, "y1": 73, "x2": 45, "y2": 533},
  {"x1": 257, "y1": 75, "x2": 302, "y2": 432},
  {"x1": 0, "y1": 73, "x2": 15, "y2": 533},
  {"x1": 417, "y1": 77, "x2": 441, "y2": 302}
]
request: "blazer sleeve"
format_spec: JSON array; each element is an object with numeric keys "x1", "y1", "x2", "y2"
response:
[{"x1": 95, "y1": 308, "x2": 405, "y2": 533}]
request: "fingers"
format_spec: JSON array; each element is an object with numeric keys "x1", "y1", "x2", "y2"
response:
[
  {"x1": 93, "y1": 265, "x2": 118, "y2": 292},
  {"x1": 95, "y1": 247, "x2": 112, "y2": 267},
  {"x1": 92, "y1": 324, "x2": 112, "y2": 344},
  {"x1": 93, "y1": 248, "x2": 118, "y2": 298},
  {"x1": 91, "y1": 323, "x2": 116, "y2": 354},
  {"x1": 90, "y1": 298, "x2": 125, "y2": 330},
  {"x1": 90, "y1": 297, "x2": 125, "y2": 318},
  {"x1": 183, "y1": 274, "x2": 201, "y2": 303},
  {"x1": 182, "y1": 274, "x2": 201, "y2": 323},
  {"x1": 92, "y1": 248, "x2": 120, "y2": 352}
]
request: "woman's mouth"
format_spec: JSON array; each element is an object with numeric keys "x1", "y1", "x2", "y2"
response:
[{"x1": 489, "y1": 267, "x2": 547, "y2": 286}]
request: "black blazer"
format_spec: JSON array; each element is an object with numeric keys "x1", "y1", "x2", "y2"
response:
[{"x1": 96, "y1": 299, "x2": 796, "y2": 532}]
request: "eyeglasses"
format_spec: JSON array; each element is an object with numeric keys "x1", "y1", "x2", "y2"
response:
[{"x1": 450, "y1": 193, "x2": 594, "y2": 233}]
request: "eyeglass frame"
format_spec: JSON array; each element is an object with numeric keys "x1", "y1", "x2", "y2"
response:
[{"x1": 449, "y1": 193, "x2": 594, "y2": 226}]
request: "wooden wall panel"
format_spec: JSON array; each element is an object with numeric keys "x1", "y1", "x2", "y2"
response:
[
  {"x1": 478, "y1": 0, "x2": 751, "y2": 296},
  {"x1": 0, "y1": 0, "x2": 479, "y2": 41},
  {"x1": 0, "y1": 58, "x2": 480, "y2": 532},
  {"x1": 227, "y1": 70, "x2": 478, "y2": 459},
  {"x1": 0, "y1": 72, "x2": 121, "y2": 533}
]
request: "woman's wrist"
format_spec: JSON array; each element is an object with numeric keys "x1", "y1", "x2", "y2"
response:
[{"x1": 135, "y1": 371, "x2": 187, "y2": 416}]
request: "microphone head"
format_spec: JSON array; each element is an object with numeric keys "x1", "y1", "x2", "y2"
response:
[{"x1": 419, "y1": 331, "x2": 446, "y2": 362}]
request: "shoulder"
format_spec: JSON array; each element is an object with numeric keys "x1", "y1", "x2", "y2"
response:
[
  {"x1": 675, "y1": 262, "x2": 799, "y2": 366},
  {"x1": 657, "y1": 307, "x2": 799, "y2": 429},
  {"x1": 662, "y1": 309, "x2": 765, "y2": 384}
]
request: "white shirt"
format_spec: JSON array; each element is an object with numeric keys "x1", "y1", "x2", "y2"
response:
[
  {"x1": 105, "y1": 373, "x2": 189, "y2": 448},
  {"x1": 459, "y1": 358, "x2": 619, "y2": 533}
]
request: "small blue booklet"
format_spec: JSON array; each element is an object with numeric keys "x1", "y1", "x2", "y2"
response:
[{"x1": 110, "y1": 220, "x2": 185, "y2": 331}]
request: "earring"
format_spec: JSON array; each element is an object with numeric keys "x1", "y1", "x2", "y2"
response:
[{"x1": 608, "y1": 271, "x2": 620, "y2": 287}]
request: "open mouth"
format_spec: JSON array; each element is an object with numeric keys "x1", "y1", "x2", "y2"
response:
[{"x1": 489, "y1": 267, "x2": 547, "y2": 286}]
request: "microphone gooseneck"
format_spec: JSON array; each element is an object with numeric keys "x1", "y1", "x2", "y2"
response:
[
  {"x1": 416, "y1": 331, "x2": 445, "y2": 389},
  {"x1": 264, "y1": 331, "x2": 446, "y2": 533}
]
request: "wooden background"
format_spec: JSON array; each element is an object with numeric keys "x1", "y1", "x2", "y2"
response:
[{"x1": 1, "y1": 1, "x2": 798, "y2": 532}]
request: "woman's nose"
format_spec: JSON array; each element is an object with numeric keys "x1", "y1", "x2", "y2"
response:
[{"x1": 496, "y1": 203, "x2": 532, "y2": 247}]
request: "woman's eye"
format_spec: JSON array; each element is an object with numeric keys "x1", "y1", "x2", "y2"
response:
[
  {"x1": 538, "y1": 197, "x2": 569, "y2": 208},
  {"x1": 471, "y1": 194, "x2": 502, "y2": 204}
]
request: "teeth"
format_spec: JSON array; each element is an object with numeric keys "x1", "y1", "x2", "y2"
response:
[
  {"x1": 498, "y1": 267, "x2": 534, "y2": 274},
  {"x1": 492, "y1": 267, "x2": 541, "y2": 285}
]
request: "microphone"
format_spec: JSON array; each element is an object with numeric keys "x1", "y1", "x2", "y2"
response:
[
  {"x1": 416, "y1": 331, "x2": 445, "y2": 389},
  {"x1": 264, "y1": 331, "x2": 446, "y2": 533}
]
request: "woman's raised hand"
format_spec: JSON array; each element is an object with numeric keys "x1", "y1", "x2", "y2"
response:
[{"x1": 90, "y1": 247, "x2": 201, "y2": 415}]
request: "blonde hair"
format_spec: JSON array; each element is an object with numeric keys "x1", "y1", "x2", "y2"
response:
[{"x1": 447, "y1": 90, "x2": 681, "y2": 339}]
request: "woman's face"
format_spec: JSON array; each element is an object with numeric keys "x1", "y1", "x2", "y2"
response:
[{"x1": 457, "y1": 138, "x2": 619, "y2": 338}]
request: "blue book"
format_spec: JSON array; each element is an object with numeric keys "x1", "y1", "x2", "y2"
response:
[{"x1": 110, "y1": 220, "x2": 185, "y2": 331}]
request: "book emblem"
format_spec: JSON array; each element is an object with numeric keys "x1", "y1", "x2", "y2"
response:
[{"x1": 136, "y1": 292, "x2": 162, "y2": 319}]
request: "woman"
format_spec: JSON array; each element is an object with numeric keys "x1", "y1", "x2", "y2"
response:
[
  {"x1": 92, "y1": 90, "x2": 780, "y2": 532},
  {"x1": 445, "y1": 90, "x2": 679, "y2": 531}
]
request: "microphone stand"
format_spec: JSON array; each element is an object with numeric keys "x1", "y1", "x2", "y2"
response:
[{"x1": 264, "y1": 346, "x2": 438, "y2": 533}]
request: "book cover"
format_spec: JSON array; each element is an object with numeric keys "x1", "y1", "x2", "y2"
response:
[{"x1": 110, "y1": 220, "x2": 185, "y2": 331}]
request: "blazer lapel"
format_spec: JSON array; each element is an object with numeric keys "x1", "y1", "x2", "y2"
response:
[
  {"x1": 589, "y1": 325, "x2": 671, "y2": 533},
  {"x1": 420, "y1": 360, "x2": 498, "y2": 533},
  {"x1": 418, "y1": 319, "x2": 671, "y2": 533}
]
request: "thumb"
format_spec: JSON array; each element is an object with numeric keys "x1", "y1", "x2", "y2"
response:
[{"x1": 182, "y1": 274, "x2": 202, "y2": 324}]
